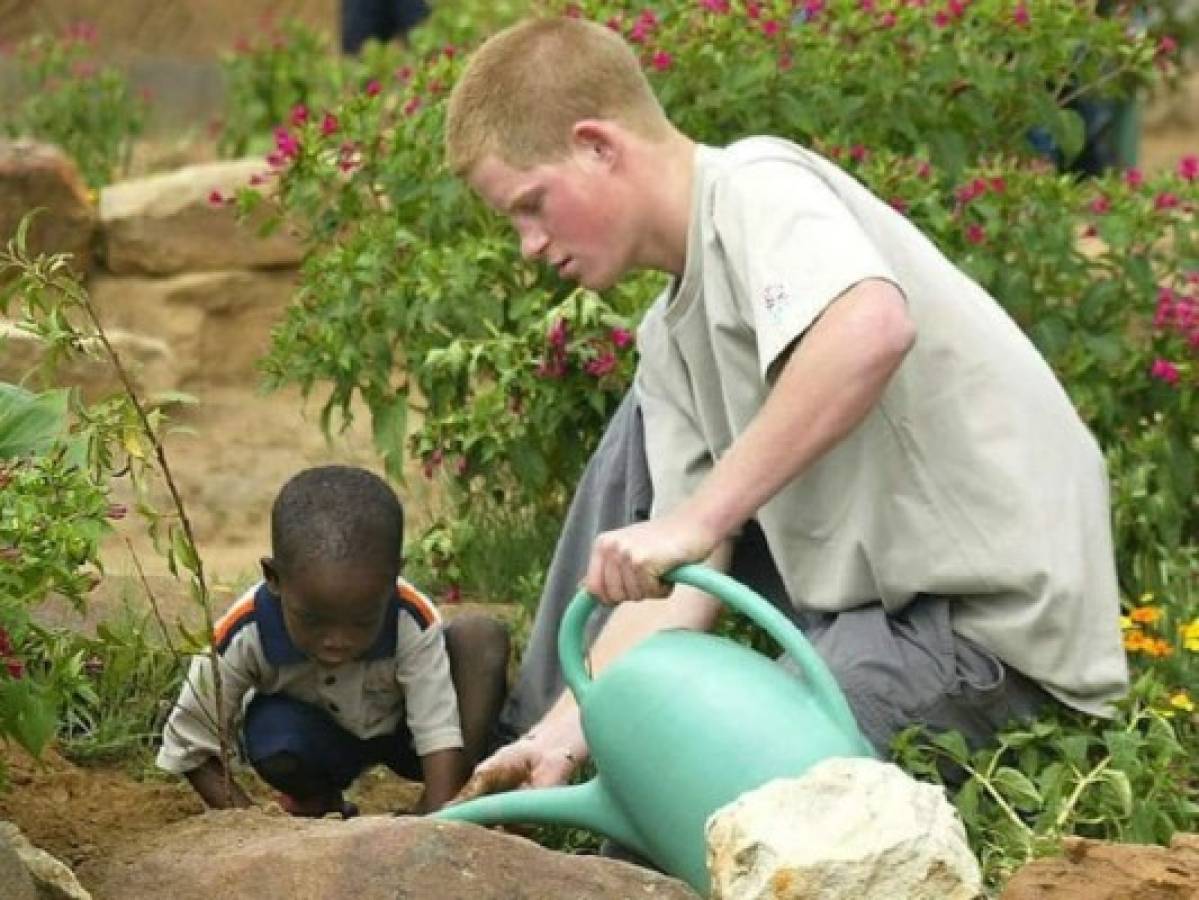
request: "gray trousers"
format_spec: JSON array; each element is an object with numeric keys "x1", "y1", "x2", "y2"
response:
[{"x1": 498, "y1": 390, "x2": 1050, "y2": 755}]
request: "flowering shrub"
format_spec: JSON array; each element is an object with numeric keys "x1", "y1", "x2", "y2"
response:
[
  {"x1": 0, "y1": 23, "x2": 146, "y2": 188},
  {"x1": 0, "y1": 383, "x2": 111, "y2": 766}
]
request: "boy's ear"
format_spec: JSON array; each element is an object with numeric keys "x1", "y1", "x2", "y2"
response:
[
  {"x1": 260, "y1": 556, "x2": 281, "y2": 593},
  {"x1": 571, "y1": 120, "x2": 619, "y2": 168}
]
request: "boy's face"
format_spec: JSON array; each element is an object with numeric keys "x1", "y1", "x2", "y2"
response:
[
  {"x1": 262, "y1": 558, "x2": 394, "y2": 667},
  {"x1": 470, "y1": 138, "x2": 634, "y2": 291}
]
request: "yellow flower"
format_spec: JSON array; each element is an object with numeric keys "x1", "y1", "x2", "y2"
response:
[
  {"x1": 1145, "y1": 638, "x2": 1173, "y2": 659},
  {"x1": 1124, "y1": 629, "x2": 1146, "y2": 653},
  {"x1": 1130, "y1": 606, "x2": 1161, "y2": 625},
  {"x1": 1119, "y1": 615, "x2": 1132, "y2": 631},
  {"x1": 1169, "y1": 691, "x2": 1195, "y2": 713},
  {"x1": 1182, "y1": 619, "x2": 1199, "y2": 653}
]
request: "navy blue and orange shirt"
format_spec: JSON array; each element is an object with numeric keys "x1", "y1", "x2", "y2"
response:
[{"x1": 156, "y1": 577, "x2": 462, "y2": 775}]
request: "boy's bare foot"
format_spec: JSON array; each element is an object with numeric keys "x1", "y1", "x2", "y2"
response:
[{"x1": 277, "y1": 792, "x2": 359, "y2": 819}]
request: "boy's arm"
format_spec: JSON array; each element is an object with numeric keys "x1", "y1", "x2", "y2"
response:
[
  {"x1": 413, "y1": 747, "x2": 467, "y2": 813},
  {"x1": 185, "y1": 757, "x2": 253, "y2": 809},
  {"x1": 585, "y1": 278, "x2": 914, "y2": 603},
  {"x1": 158, "y1": 634, "x2": 257, "y2": 807},
  {"x1": 395, "y1": 593, "x2": 468, "y2": 800}
]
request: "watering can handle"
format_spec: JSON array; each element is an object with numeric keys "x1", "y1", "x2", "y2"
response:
[{"x1": 558, "y1": 563, "x2": 862, "y2": 741}]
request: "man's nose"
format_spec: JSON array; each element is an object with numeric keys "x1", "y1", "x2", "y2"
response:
[{"x1": 519, "y1": 223, "x2": 548, "y2": 261}]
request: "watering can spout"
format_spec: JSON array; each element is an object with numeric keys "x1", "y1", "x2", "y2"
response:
[{"x1": 433, "y1": 778, "x2": 646, "y2": 858}]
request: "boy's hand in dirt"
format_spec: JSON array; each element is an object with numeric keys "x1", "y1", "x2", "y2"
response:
[
  {"x1": 185, "y1": 757, "x2": 253, "y2": 810},
  {"x1": 451, "y1": 736, "x2": 579, "y2": 803}
]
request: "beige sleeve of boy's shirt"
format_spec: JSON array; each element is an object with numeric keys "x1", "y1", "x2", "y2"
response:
[
  {"x1": 155, "y1": 628, "x2": 261, "y2": 775},
  {"x1": 395, "y1": 589, "x2": 463, "y2": 757}
]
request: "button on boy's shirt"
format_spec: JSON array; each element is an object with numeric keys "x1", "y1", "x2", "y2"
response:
[
  {"x1": 635, "y1": 137, "x2": 1128, "y2": 717},
  {"x1": 156, "y1": 577, "x2": 462, "y2": 775}
]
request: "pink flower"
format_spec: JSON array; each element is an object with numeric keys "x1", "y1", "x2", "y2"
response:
[
  {"x1": 289, "y1": 104, "x2": 309, "y2": 127},
  {"x1": 989, "y1": 177, "x2": 1006, "y2": 194},
  {"x1": 266, "y1": 151, "x2": 286, "y2": 168},
  {"x1": 915, "y1": 160, "x2": 932, "y2": 179},
  {"x1": 1155, "y1": 192, "x2": 1180, "y2": 211},
  {"x1": 207, "y1": 189, "x2": 225, "y2": 206},
  {"x1": 455, "y1": 457, "x2": 469, "y2": 477},
  {"x1": 548, "y1": 317, "x2": 569, "y2": 348},
  {"x1": 321, "y1": 112, "x2": 339, "y2": 136},
  {"x1": 762, "y1": 19, "x2": 781, "y2": 37},
  {"x1": 889, "y1": 197, "x2": 910, "y2": 215},
  {"x1": 0, "y1": 627, "x2": 10, "y2": 656},
  {"x1": 803, "y1": 0, "x2": 826, "y2": 18},
  {"x1": 611, "y1": 326, "x2": 634, "y2": 348},
  {"x1": 965, "y1": 223, "x2": 986, "y2": 244},
  {"x1": 403, "y1": 96, "x2": 422, "y2": 116},
  {"x1": 849, "y1": 144, "x2": 869, "y2": 162},
  {"x1": 933, "y1": 10, "x2": 951, "y2": 28},
  {"x1": 1012, "y1": 3, "x2": 1029, "y2": 25},
  {"x1": 442, "y1": 44, "x2": 457, "y2": 58},
  {"x1": 365, "y1": 79, "x2": 382, "y2": 97},
  {"x1": 1149, "y1": 358, "x2": 1180, "y2": 386},
  {"x1": 586, "y1": 351, "x2": 618, "y2": 377},
  {"x1": 395, "y1": 65, "x2": 413, "y2": 82},
  {"x1": 1089, "y1": 195, "x2": 1110, "y2": 215},
  {"x1": 858, "y1": 0, "x2": 876, "y2": 10},
  {"x1": 273, "y1": 127, "x2": 300, "y2": 160},
  {"x1": 5, "y1": 659, "x2": 22, "y2": 680},
  {"x1": 651, "y1": 50, "x2": 673, "y2": 70},
  {"x1": 747, "y1": 1, "x2": 762, "y2": 19},
  {"x1": 879, "y1": 11, "x2": 897, "y2": 27},
  {"x1": 1157, "y1": 35, "x2": 1178, "y2": 58},
  {"x1": 701, "y1": 0, "x2": 730, "y2": 12},
  {"x1": 1124, "y1": 167, "x2": 1143, "y2": 188},
  {"x1": 955, "y1": 178, "x2": 988, "y2": 204},
  {"x1": 606, "y1": 16, "x2": 623, "y2": 32},
  {"x1": 444, "y1": 583, "x2": 463, "y2": 604},
  {"x1": 1178, "y1": 155, "x2": 1198, "y2": 182}
]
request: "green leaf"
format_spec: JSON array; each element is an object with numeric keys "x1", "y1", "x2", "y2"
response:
[
  {"x1": 991, "y1": 766, "x2": 1042, "y2": 811},
  {"x1": 171, "y1": 527, "x2": 201, "y2": 577},
  {"x1": 932, "y1": 730, "x2": 970, "y2": 762},
  {"x1": 0, "y1": 383, "x2": 69, "y2": 459}
]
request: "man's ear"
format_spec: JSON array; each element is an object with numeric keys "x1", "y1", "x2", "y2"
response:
[
  {"x1": 571, "y1": 120, "x2": 619, "y2": 169},
  {"x1": 260, "y1": 556, "x2": 281, "y2": 593}
]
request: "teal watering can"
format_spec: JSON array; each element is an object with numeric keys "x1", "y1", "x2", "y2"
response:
[{"x1": 433, "y1": 564, "x2": 875, "y2": 894}]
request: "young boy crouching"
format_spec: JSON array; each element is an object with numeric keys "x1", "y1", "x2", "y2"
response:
[{"x1": 157, "y1": 465, "x2": 509, "y2": 816}]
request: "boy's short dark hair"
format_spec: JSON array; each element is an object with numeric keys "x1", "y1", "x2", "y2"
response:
[{"x1": 270, "y1": 465, "x2": 403, "y2": 577}]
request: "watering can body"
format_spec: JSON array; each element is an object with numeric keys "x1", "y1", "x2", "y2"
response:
[{"x1": 433, "y1": 565, "x2": 875, "y2": 894}]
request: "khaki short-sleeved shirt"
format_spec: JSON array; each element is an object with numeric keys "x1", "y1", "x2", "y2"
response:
[{"x1": 637, "y1": 137, "x2": 1128, "y2": 716}]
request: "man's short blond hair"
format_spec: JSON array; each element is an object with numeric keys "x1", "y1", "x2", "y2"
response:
[{"x1": 445, "y1": 17, "x2": 673, "y2": 176}]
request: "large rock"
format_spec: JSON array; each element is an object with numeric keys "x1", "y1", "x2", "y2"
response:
[
  {"x1": 0, "y1": 823, "x2": 38, "y2": 900},
  {"x1": 90, "y1": 269, "x2": 296, "y2": 387},
  {"x1": 0, "y1": 821, "x2": 91, "y2": 900},
  {"x1": 99, "y1": 160, "x2": 302, "y2": 274},
  {"x1": 706, "y1": 758, "x2": 982, "y2": 900},
  {"x1": 1000, "y1": 833, "x2": 1199, "y2": 899},
  {"x1": 0, "y1": 319, "x2": 174, "y2": 399},
  {"x1": 0, "y1": 140, "x2": 96, "y2": 277},
  {"x1": 80, "y1": 809, "x2": 699, "y2": 900}
]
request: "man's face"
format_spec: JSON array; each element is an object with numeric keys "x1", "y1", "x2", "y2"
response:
[
  {"x1": 266, "y1": 560, "x2": 393, "y2": 667},
  {"x1": 470, "y1": 147, "x2": 632, "y2": 291}
]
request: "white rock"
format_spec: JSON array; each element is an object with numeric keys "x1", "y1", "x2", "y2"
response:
[
  {"x1": 0, "y1": 821, "x2": 91, "y2": 900},
  {"x1": 706, "y1": 758, "x2": 982, "y2": 900}
]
